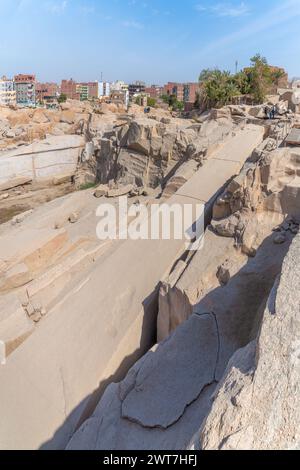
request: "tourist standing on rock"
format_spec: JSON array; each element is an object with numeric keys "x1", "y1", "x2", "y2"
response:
[{"x1": 265, "y1": 106, "x2": 272, "y2": 120}]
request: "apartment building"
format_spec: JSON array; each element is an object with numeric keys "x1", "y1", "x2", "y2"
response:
[
  {"x1": 0, "y1": 76, "x2": 16, "y2": 106},
  {"x1": 76, "y1": 83, "x2": 89, "y2": 101},
  {"x1": 145, "y1": 85, "x2": 163, "y2": 100},
  {"x1": 163, "y1": 82, "x2": 184, "y2": 101},
  {"x1": 87, "y1": 82, "x2": 99, "y2": 99},
  {"x1": 62, "y1": 79, "x2": 99, "y2": 101},
  {"x1": 163, "y1": 82, "x2": 200, "y2": 104},
  {"x1": 183, "y1": 83, "x2": 200, "y2": 103},
  {"x1": 61, "y1": 79, "x2": 80, "y2": 100},
  {"x1": 77, "y1": 82, "x2": 100, "y2": 101},
  {"x1": 111, "y1": 80, "x2": 129, "y2": 93},
  {"x1": 36, "y1": 82, "x2": 59, "y2": 103},
  {"x1": 128, "y1": 81, "x2": 146, "y2": 98},
  {"x1": 14, "y1": 74, "x2": 36, "y2": 106},
  {"x1": 98, "y1": 81, "x2": 111, "y2": 98}
]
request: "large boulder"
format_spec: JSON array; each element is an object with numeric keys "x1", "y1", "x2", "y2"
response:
[{"x1": 125, "y1": 121, "x2": 152, "y2": 156}]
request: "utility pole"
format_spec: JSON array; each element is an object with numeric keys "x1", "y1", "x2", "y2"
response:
[{"x1": 235, "y1": 60, "x2": 238, "y2": 74}]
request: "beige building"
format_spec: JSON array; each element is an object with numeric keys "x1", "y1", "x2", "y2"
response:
[
  {"x1": 0, "y1": 76, "x2": 16, "y2": 106},
  {"x1": 110, "y1": 80, "x2": 129, "y2": 92}
]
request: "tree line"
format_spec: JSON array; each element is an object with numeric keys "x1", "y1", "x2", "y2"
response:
[{"x1": 197, "y1": 54, "x2": 285, "y2": 110}]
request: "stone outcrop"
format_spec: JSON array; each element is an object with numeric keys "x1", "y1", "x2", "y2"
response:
[
  {"x1": 67, "y1": 199, "x2": 300, "y2": 452},
  {"x1": 0, "y1": 102, "x2": 236, "y2": 224},
  {"x1": 157, "y1": 133, "x2": 300, "y2": 341},
  {"x1": 0, "y1": 101, "x2": 124, "y2": 224},
  {"x1": 0, "y1": 100, "x2": 93, "y2": 150},
  {"x1": 94, "y1": 113, "x2": 235, "y2": 190},
  {"x1": 0, "y1": 124, "x2": 264, "y2": 450},
  {"x1": 162, "y1": 160, "x2": 199, "y2": 199},
  {"x1": 199, "y1": 233, "x2": 300, "y2": 450},
  {"x1": 0, "y1": 135, "x2": 85, "y2": 185}
]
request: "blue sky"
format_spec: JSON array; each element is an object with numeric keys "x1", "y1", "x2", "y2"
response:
[{"x1": 0, "y1": 0, "x2": 300, "y2": 84}]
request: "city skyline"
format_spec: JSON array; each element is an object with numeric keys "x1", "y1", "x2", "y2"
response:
[{"x1": 0, "y1": 0, "x2": 300, "y2": 84}]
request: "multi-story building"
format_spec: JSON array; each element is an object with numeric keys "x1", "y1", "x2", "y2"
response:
[
  {"x1": 62, "y1": 79, "x2": 99, "y2": 101},
  {"x1": 35, "y1": 82, "x2": 59, "y2": 103},
  {"x1": 145, "y1": 85, "x2": 163, "y2": 100},
  {"x1": 110, "y1": 80, "x2": 128, "y2": 93},
  {"x1": 14, "y1": 74, "x2": 36, "y2": 107},
  {"x1": 77, "y1": 82, "x2": 99, "y2": 101},
  {"x1": 183, "y1": 83, "x2": 200, "y2": 103},
  {"x1": 163, "y1": 82, "x2": 200, "y2": 104},
  {"x1": 61, "y1": 79, "x2": 80, "y2": 100},
  {"x1": 87, "y1": 82, "x2": 99, "y2": 99},
  {"x1": 163, "y1": 82, "x2": 184, "y2": 101},
  {"x1": 98, "y1": 81, "x2": 111, "y2": 98},
  {"x1": 0, "y1": 76, "x2": 16, "y2": 106},
  {"x1": 76, "y1": 83, "x2": 89, "y2": 101},
  {"x1": 128, "y1": 81, "x2": 146, "y2": 98}
]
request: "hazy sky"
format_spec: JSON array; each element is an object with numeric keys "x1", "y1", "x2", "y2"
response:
[{"x1": 0, "y1": 0, "x2": 300, "y2": 84}]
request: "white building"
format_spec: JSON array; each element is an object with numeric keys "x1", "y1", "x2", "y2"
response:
[
  {"x1": 110, "y1": 80, "x2": 128, "y2": 92},
  {"x1": 0, "y1": 76, "x2": 16, "y2": 106},
  {"x1": 98, "y1": 81, "x2": 111, "y2": 98}
]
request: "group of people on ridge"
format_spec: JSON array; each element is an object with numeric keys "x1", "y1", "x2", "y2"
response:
[{"x1": 265, "y1": 105, "x2": 277, "y2": 120}]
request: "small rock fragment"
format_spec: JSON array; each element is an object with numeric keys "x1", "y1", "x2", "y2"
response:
[
  {"x1": 94, "y1": 185, "x2": 108, "y2": 198},
  {"x1": 40, "y1": 308, "x2": 47, "y2": 317},
  {"x1": 11, "y1": 209, "x2": 33, "y2": 226},
  {"x1": 217, "y1": 263, "x2": 231, "y2": 286},
  {"x1": 68, "y1": 212, "x2": 79, "y2": 224}
]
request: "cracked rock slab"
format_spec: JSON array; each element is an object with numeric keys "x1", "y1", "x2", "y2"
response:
[
  {"x1": 121, "y1": 314, "x2": 218, "y2": 429},
  {"x1": 200, "y1": 233, "x2": 300, "y2": 450}
]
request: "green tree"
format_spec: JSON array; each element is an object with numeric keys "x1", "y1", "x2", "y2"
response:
[
  {"x1": 160, "y1": 94, "x2": 183, "y2": 111},
  {"x1": 173, "y1": 100, "x2": 184, "y2": 111},
  {"x1": 246, "y1": 54, "x2": 271, "y2": 103},
  {"x1": 194, "y1": 91, "x2": 201, "y2": 108},
  {"x1": 244, "y1": 54, "x2": 284, "y2": 104},
  {"x1": 270, "y1": 68, "x2": 285, "y2": 87},
  {"x1": 198, "y1": 54, "x2": 285, "y2": 109},
  {"x1": 233, "y1": 71, "x2": 251, "y2": 95},
  {"x1": 199, "y1": 69, "x2": 239, "y2": 109},
  {"x1": 161, "y1": 94, "x2": 171, "y2": 104},
  {"x1": 147, "y1": 97, "x2": 156, "y2": 107},
  {"x1": 58, "y1": 93, "x2": 67, "y2": 103},
  {"x1": 199, "y1": 68, "x2": 219, "y2": 83}
]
